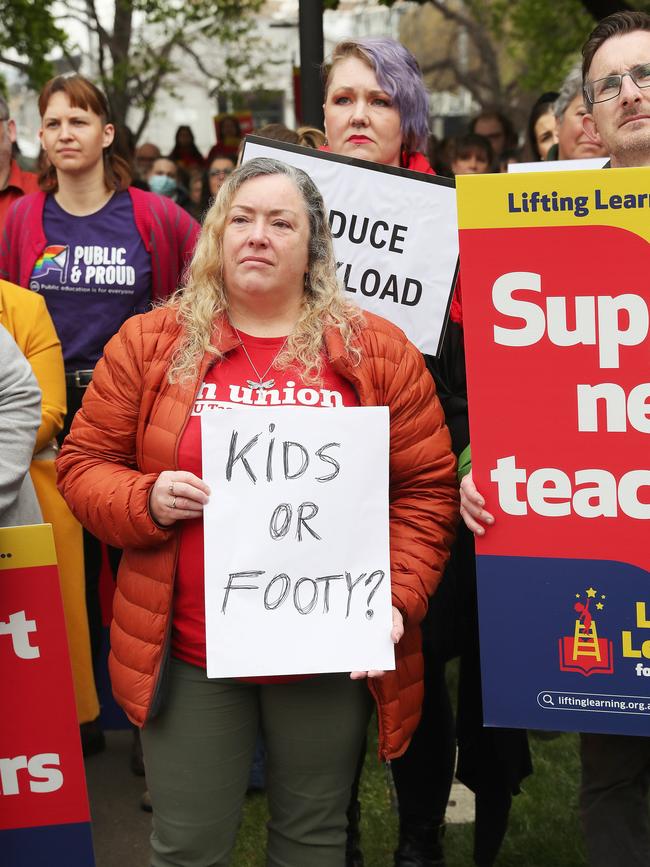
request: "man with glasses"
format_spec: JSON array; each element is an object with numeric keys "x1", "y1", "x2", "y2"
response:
[
  {"x1": 583, "y1": 12, "x2": 650, "y2": 168},
  {"x1": 580, "y1": 11, "x2": 650, "y2": 866},
  {"x1": 205, "y1": 153, "x2": 236, "y2": 206},
  {"x1": 0, "y1": 95, "x2": 38, "y2": 232}
]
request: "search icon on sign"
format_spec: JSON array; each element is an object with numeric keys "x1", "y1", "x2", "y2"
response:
[{"x1": 542, "y1": 694, "x2": 554, "y2": 706}]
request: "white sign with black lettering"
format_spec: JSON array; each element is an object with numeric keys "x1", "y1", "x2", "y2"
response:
[
  {"x1": 508, "y1": 157, "x2": 609, "y2": 173},
  {"x1": 202, "y1": 406, "x2": 393, "y2": 678},
  {"x1": 242, "y1": 137, "x2": 458, "y2": 356}
]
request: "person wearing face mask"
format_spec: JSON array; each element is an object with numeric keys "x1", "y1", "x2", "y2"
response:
[
  {"x1": 0, "y1": 74, "x2": 200, "y2": 756},
  {"x1": 149, "y1": 156, "x2": 194, "y2": 214}
]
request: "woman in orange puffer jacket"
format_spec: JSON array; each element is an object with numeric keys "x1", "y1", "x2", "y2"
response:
[{"x1": 57, "y1": 157, "x2": 458, "y2": 867}]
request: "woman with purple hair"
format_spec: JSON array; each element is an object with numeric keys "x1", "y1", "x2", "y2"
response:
[
  {"x1": 323, "y1": 36, "x2": 533, "y2": 867},
  {"x1": 323, "y1": 37, "x2": 456, "y2": 867},
  {"x1": 323, "y1": 37, "x2": 434, "y2": 175}
]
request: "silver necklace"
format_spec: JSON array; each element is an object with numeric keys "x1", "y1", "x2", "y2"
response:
[{"x1": 233, "y1": 327, "x2": 289, "y2": 394}]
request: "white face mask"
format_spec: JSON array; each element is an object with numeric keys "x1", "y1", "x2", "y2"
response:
[{"x1": 149, "y1": 174, "x2": 176, "y2": 197}]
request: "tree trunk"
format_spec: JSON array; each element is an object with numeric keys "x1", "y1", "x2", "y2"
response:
[{"x1": 106, "y1": 0, "x2": 134, "y2": 129}]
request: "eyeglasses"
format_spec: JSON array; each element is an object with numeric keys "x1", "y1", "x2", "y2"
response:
[
  {"x1": 585, "y1": 62, "x2": 650, "y2": 104},
  {"x1": 209, "y1": 168, "x2": 233, "y2": 177}
]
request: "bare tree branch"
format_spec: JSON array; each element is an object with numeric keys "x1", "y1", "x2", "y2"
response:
[
  {"x1": 178, "y1": 42, "x2": 219, "y2": 81},
  {"x1": 58, "y1": 13, "x2": 98, "y2": 32},
  {"x1": 63, "y1": 0, "x2": 89, "y2": 15},
  {"x1": 426, "y1": 0, "x2": 475, "y2": 29},
  {"x1": 84, "y1": 0, "x2": 111, "y2": 48},
  {"x1": 41, "y1": 0, "x2": 264, "y2": 138},
  {"x1": 138, "y1": 37, "x2": 177, "y2": 105},
  {"x1": 0, "y1": 54, "x2": 30, "y2": 73}
]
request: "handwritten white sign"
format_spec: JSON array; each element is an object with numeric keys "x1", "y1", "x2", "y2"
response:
[
  {"x1": 201, "y1": 406, "x2": 394, "y2": 677},
  {"x1": 242, "y1": 136, "x2": 458, "y2": 357}
]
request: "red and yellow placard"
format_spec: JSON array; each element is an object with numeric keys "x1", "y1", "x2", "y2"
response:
[
  {"x1": 0, "y1": 524, "x2": 95, "y2": 865},
  {"x1": 458, "y1": 167, "x2": 650, "y2": 735}
]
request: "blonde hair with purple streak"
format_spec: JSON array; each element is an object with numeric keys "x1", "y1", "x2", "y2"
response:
[{"x1": 324, "y1": 37, "x2": 429, "y2": 154}]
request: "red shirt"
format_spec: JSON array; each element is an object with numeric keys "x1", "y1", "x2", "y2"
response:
[
  {"x1": 172, "y1": 333, "x2": 360, "y2": 670},
  {"x1": 0, "y1": 160, "x2": 38, "y2": 234}
]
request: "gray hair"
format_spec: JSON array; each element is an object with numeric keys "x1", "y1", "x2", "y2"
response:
[
  {"x1": 218, "y1": 156, "x2": 334, "y2": 272},
  {"x1": 167, "y1": 155, "x2": 363, "y2": 385},
  {"x1": 554, "y1": 64, "x2": 584, "y2": 122}
]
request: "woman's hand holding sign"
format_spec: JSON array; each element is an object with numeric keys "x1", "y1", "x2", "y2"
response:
[
  {"x1": 459, "y1": 470, "x2": 494, "y2": 535},
  {"x1": 350, "y1": 606, "x2": 404, "y2": 680},
  {"x1": 149, "y1": 470, "x2": 211, "y2": 527}
]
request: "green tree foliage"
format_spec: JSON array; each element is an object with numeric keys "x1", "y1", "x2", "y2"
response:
[
  {"x1": 378, "y1": 0, "x2": 650, "y2": 94},
  {"x1": 489, "y1": 0, "x2": 595, "y2": 93},
  {"x1": 378, "y1": 0, "x2": 649, "y2": 13},
  {"x1": 61, "y1": 0, "x2": 265, "y2": 138},
  {"x1": 0, "y1": 0, "x2": 67, "y2": 89}
]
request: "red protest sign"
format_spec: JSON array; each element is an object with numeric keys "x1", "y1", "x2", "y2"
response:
[
  {"x1": 0, "y1": 524, "x2": 95, "y2": 865},
  {"x1": 458, "y1": 168, "x2": 650, "y2": 735}
]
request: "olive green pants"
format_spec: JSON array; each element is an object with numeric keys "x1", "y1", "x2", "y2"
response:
[{"x1": 141, "y1": 659, "x2": 373, "y2": 867}]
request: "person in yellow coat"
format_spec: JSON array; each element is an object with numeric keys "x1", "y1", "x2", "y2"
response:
[{"x1": 0, "y1": 278, "x2": 100, "y2": 745}]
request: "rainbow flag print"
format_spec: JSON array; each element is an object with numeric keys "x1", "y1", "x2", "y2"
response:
[{"x1": 32, "y1": 245, "x2": 69, "y2": 280}]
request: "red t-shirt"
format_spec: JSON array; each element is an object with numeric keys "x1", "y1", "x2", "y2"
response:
[
  {"x1": 172, "y1": 332, "x2": 360, "y2": 671},
  {"x1": 0, "y1": 160, "x2": 38, "y2": 234}
]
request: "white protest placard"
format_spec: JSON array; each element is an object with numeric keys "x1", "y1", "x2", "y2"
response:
[
  {"x1": 201, "y1": 406, "x2": 393, "y2": 678},
  {"x1": 242, "y1": 136, "x2": 458, "y2": 356},
  {"x1": 508, "y1": 157, "x2": 609, "y2": 173}
]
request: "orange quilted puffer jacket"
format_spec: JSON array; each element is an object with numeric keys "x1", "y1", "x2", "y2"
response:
[{"x1": 57, "y1": 306, "x2": 458, "y2": 760}]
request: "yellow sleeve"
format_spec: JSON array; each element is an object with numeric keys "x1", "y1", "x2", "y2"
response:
[{"x1": 23, "y1": 295, "x2": 66, "y2": 452}]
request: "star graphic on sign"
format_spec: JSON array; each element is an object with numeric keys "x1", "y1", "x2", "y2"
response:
[
  {"x1": 576, "y1": 593, "x2": 581, "y2": 598},
  {"x1": 586, "y1": 587, "x2": 597, "y2": 598},
  {"x1": 601, "y1": 595, "x2": 606, "y2": 600},
  {"x1": 596, "y1": 602, "x2": 604, "y2": 610}
]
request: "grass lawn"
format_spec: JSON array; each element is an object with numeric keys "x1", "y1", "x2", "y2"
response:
[{"x1": 232, "y1": 723, "x2": 586, "y2": 866}]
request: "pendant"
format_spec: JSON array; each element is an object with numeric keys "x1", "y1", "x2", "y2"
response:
[{"x1": 247, "y1": 378, "x2": 275, "y2": 392}]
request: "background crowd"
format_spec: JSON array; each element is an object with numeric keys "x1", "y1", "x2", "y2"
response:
[{"x1": 0, "y1": 51, "x2": 610, "y2": 243}]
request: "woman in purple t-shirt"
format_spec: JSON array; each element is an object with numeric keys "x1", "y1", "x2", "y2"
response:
[{"x1": 0, "y1": 74, "x2": 200, "y2": 757}]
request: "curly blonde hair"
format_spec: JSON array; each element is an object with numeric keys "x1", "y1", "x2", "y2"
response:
[{"x1": 167, "y1": 157, "x2": 364, "y2": 385}]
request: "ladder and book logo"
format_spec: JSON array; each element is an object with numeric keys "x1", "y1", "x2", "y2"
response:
[{"x1": 558, "y1": 586, "x2": 614, "y2": 676}]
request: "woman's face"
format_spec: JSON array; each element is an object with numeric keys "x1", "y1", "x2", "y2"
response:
[
  {"x1": 222, "y1": 174, "x2": 310, "y2": 308},
  {"x1": 220, "y1": 117, "x2": 239, "y2": 140},
  {"x1": 177, "y1": 127, "x2": 192, "y2": 147},
  {"x1": 39, "y1": 91, "x2": 114, "y2": 177},
  {"x1": 534, "y1": 111, "x2": 558, "y2": 159},
  {"x1": 558, "y1": 93, "x2": 607, "y2": 160},
  {"x1": 452, "y1": 149, "x2": 490, "y2": 175},
  {"x1": 324, "y1": 56, "x2": 403, "y2": 166},
  {"x1": 473, "y1": 116, "x2": 506, "y2": 157},
  {"x1": 209, "y1": 158, "x2": 235, "y2": 196}
]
